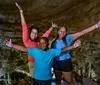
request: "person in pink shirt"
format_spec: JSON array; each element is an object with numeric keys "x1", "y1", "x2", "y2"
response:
[{"x1": 15, "y1": 3, "x2": 58, "y2": 76}]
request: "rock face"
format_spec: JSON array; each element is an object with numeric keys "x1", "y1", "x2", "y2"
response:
[{"x1": 0, "y1": 0, "x2": 100, "y2": 84}]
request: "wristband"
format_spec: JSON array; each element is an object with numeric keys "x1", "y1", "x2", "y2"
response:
[
  {"x1": 96, "y1": 24, "x2": 99, "y2": 28},
  {"x1": 10, "y1": 44, "x2": 13, "y2": 48}
]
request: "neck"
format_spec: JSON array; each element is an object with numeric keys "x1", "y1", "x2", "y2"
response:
[
  {"x1": 58, "y1": 37, "x2": 62, "y2": 40},
  {"x1": 31, "y1": 37, "x2": 39, "y2": 42},
  {"x1": 43, "y1": 48, "x2": 49, "y2": 51}
]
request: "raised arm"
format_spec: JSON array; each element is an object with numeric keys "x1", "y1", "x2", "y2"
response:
[
  {"x1": 42, "y1": 22, "x2": 58, "y2": 37},
  {"x1": 62, "y1": 40, "x2": 81, "y2": 52},
  {"x1": 15, "y1": 3, "x2": 30, "y2": 46},
  {"x1": 72, "y1": 21, "x2": 100, "y2": 41},
  {"x1": 15, "y1": 3, "x2": 26, "y2": 24},
  {"x1": 4, "y1": 39, "x2": 27, "y2": 52}
]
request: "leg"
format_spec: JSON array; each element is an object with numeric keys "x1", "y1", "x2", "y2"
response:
[
  {"x1": 62, "y1": 71, "x2": 75, "y2": 85},
  {"x1": 54, "y1": 70, "x2": 62, "y2": 85},
  {"x1": 28, "y1": 61, "x2": 34, "y2": 76},
  {"x1": 61, "y1": 59, "x2": 75, "y2": 85}
]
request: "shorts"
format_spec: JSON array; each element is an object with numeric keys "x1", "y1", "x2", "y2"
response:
[
  {"x1": 33, "y1": 78, "x2": 52, "y2": 85},
  {"x1": 53, "y1": 58, "x2": 72, "y2": 72}
]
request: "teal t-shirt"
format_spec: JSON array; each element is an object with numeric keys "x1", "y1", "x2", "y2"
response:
[
  {"x1": 52, "y1": 34, "x2": 72, "y2": 60},
  {"x1": 28, "y1": 48, "x2": 61, "y2": 80}
]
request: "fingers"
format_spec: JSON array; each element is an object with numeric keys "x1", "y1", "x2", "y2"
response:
[
  {"x1": 51, "y1": 22, "x2": 53, "y2": 25},
  {"x1": 15, "y1": 2, "x2": 23, "y2": 12},
  {"x1": 51, "y1": 22, "x2": 58, "y2": 28},
  {"x1": 76, "y1": 40, "x2": 81, "y2": 44},
  {"x1": 3, "y1": 39, "x2": 8, "y2": 44},
  {"x1": 15, "y1": 2, "x2": 19, "y2": 7},
  {"x1": 3, "y1": 39, "x2": 13, "y2": 47},
  {"x1": 15, "y1": 3, "x2": 18, "y2": 6},
  {"x1": 97, "y1": 21, "x2": 100, "y2": 28},
  {"x1": 96, "y1": 21, "x2": 100, "y2": 28},
  {"x1": 10, "y1": 39, "x2": 12, "y2": 43},
  {"x1": 74, "y1": 40, "x2": 81, "y2": 48}
]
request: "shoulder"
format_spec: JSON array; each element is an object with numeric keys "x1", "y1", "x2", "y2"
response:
[
  {"x1": 27, "y1": 48, "x2": 39, "y2": 51},
  {"x1": 65, "y1": 34, "x2": 73, "y2": 41},
  {"x1": 66, "y1": 34, "x2": 72, "y2": 38}
]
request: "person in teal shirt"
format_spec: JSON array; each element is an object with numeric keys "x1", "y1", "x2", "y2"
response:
[{"x1": 5, "y1": 37, "x2": 81, "y2": 85}]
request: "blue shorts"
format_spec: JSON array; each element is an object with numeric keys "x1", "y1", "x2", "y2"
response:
[{"x1": 53, "y1": 58, "x2": 73, "y2": 72}]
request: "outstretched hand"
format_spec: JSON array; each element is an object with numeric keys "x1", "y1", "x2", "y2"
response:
[
  {"x1": 73, "y1": 40, "x2": 81, "y2": 48},
  {"x1": 51, "y1": 22, "x2": 58, "y2": 28},
  {"x1": 4, "y1": 39, "x2": 13, "y2": 48},
  {"x1": 96, "y1": 21, "x2": 100, "y2": 28},
  {"x1": 15, "y1": 3, "x2": 23, "y2": 12}
]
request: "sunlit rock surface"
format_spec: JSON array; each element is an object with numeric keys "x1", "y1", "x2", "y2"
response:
[{"x1": 0, "y1": 0, "x2": 100, "y2": 85}]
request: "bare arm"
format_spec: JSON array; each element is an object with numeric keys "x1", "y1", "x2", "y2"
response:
[
  {"x1": 13, "y1": 44, "x2": 27, "y2": 52},
  {"x1": 61, "y1": 40, "x2": 81, "y2": 52},
  {"x1": 72, "y1": 21, "x2": 100, "y2": 41},
  {"x1": 4, "y1": 39, "x2": 27, "y2": 52},
  {"x1": 15, "y1": 3, "x2": 32, "y2": 47},
  {"x1": 47, "y1": 22, "x2": 58, "y2": 33},
  {"x1": 15, "y1": 3, "x2": 26, "y2": 24},
  {"x1": 42, "y1": 22, "x2": 58, "y2": 37},
  {"x1": 62, "y1": 46, "x2": 74, "y2": 52}
]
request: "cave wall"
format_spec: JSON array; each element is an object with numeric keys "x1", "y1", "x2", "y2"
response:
[{"x1": 0, "y1": 0, "x2": 100, "y2": 83}]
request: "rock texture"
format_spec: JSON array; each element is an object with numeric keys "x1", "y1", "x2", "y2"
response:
[{"x1": 0, "y1": 0, "x2": 100, "y2": 84}]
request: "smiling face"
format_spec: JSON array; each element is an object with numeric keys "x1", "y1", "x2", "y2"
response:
[
  {"x1": 39, "y1": 37, "x2": 48, "y2": 51},
  {"x1": 30, "y1": 29, "x2": 38, "y2": 40},
  {"x1": 58, "y1": 27, "x2": 67, "y2": 39}
]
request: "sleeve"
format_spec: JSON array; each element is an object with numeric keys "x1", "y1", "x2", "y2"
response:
[
  {"x1": 27, "y1": 48, "x2": 34, "y2": 58},
  {"x1": 42, "y1": 30, "x2": 50, "y2": 37},
  {"x1": 66, "y1": 34, "x2": 73, "y2": 46},
  {"x1": 53, "y1": 49, "x2": 61, "y2": 56},
  {"x1": 22, "y1": 24, "x2": 29, "y2": 43},
  {"x1": 22, "y1": 24, "x2": 35, "y2": 47},
  {"x1": 28, "y1": 55, "x2": 34, "y2": 62}
]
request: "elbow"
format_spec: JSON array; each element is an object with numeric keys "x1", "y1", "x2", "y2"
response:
[
  {"x1": 21, "y1": 48, "x2": 27, "y2": 52},
  {"x1": 25, "y1": 49, "x2": 28, "y2": 52},
  {"x1": 23, "y1": 41, "x2": 29, "y2": 47}
]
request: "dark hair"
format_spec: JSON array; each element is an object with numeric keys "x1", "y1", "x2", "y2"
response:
[
  {"x1": 29, "y1": 25, "x2": 39, "y2": 42},
  {"x1": 29, "y1": 25, "x2": 39, "y2": 34},
  {"x1": 40, "y1": 37, "x2": 49, "y2": 44},
  {"x1": 51, "y1": 27, "x2": 68, "y2": 48}
]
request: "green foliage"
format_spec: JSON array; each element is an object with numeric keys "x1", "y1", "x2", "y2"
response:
[
  {"x1": 71, "y1": 39, "x2": 100, "y2": 81},
  {"x1": 0, "y1": 49, "x2": 28, "y2": 74}
]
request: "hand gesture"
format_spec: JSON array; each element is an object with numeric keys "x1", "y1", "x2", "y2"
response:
[
  {"x1": 96, "y1": 21, "x2": 100, "y2": 28},
  {"x1": 51, "y1": 22, "x2": 58, "y2": 28},
  {"x1": 4, "y1": 39, "x2": 13, "y2": 48},
  {"x1": 73, "y1": 40, "x2": 81, "y2": 48},
  {"x1": 15, "y1": 3, "x2": 23, "y2": 12}
]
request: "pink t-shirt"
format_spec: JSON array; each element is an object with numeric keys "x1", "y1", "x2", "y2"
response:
[{"x1": 22, "y1": 24, "x2": 50, "y2": 62}]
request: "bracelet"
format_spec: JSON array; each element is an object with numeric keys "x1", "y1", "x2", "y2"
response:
[
  {"x1": 96, "y1": 24, "x2": 99, "y2": 28},
  {"x1": 10, "y1": 44, "x2": 13, "y2": 48}
]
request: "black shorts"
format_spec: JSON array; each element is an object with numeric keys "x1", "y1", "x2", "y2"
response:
[
  {"x1": 33, "y1": 78, "x2": 52, "y2": 85},
  {"x1": 53, "y1": 58, "x2": 73, "y2": 72}
]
